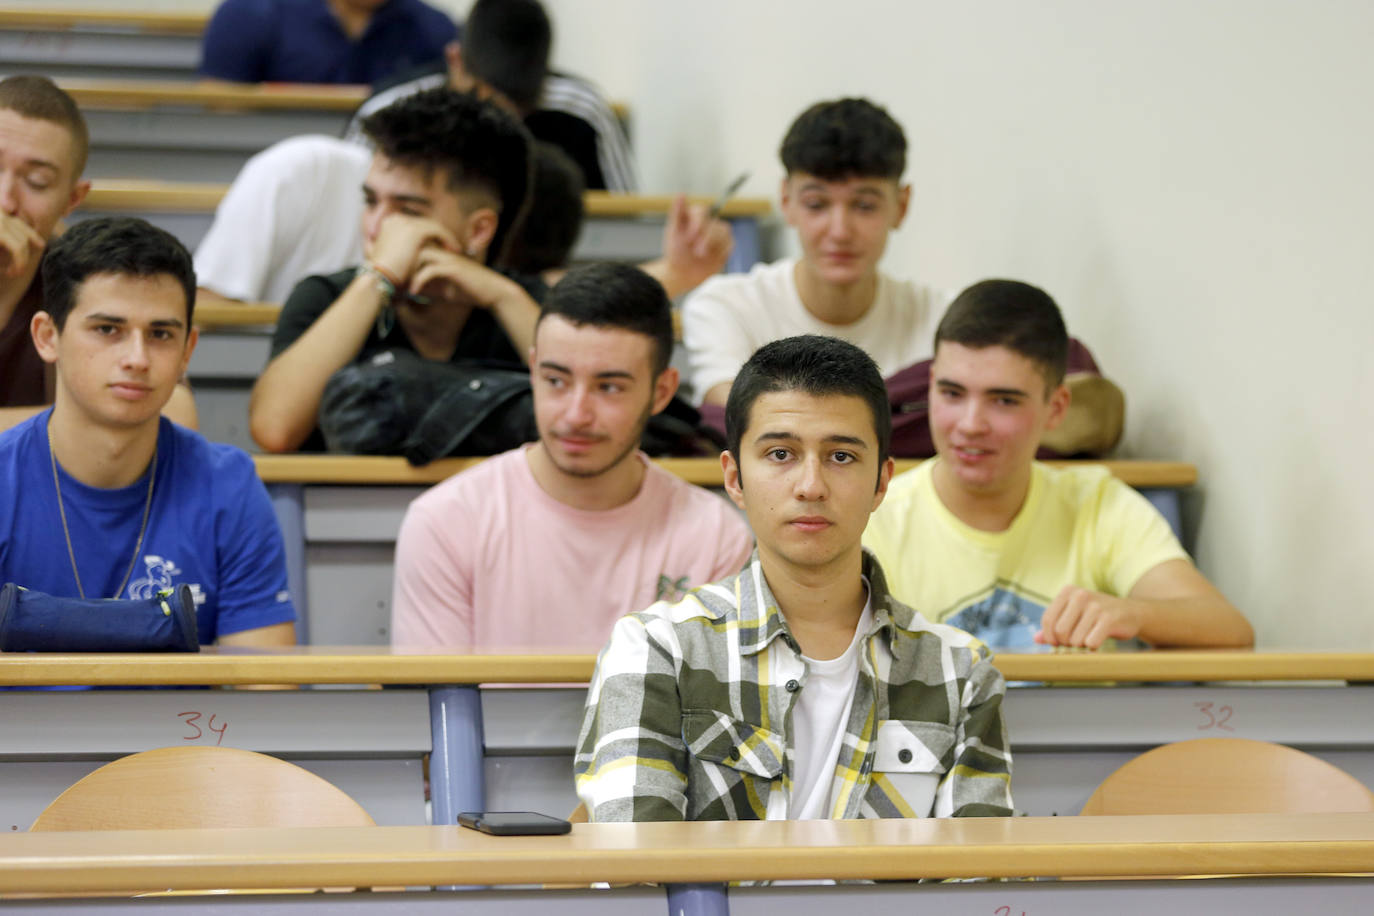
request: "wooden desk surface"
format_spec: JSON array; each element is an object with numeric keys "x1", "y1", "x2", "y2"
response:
[
  {"x1": 0, "y1": 7, "x2": 207, "y2": 33},
  {"x1": 0, "y1": 646, "x2": 1368, "y2": 686},
  {"x1": 2, "y1": 813, "x2": 1372, "y2": 893},
  {"x1": 84, "y1": 180, "x2": 772, "y2": 219},
  {"x1": 61, "y1": 78, "x2": 371, "y2": 112},
  {"x1": 252, "y1": 453, "x2": 1197, "y2": 488}
]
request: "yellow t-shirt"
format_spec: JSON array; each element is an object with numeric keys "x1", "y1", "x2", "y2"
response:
[{"x1": 863, "y1": 461, "x2": 1189, "y2": 649}]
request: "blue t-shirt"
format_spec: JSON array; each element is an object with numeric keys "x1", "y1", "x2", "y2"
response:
[
  {"x1": 0, "y1": 412, "x2": 296, "y2": 645},
  {"x1": 199, "y1": 0, "x2": 458, "y2": 85}
]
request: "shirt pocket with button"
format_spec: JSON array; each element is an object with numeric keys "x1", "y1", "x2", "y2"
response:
[
  {"x1": 867, "y1": 719, "x2": 955, "y2": 818},
  {"x1": 681, "y1": 708, "x2": 784, "y2": 819}
]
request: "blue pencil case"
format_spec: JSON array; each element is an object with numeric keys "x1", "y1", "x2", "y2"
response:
[{"x1": 0, "y1": 583, "x2": 200, "y2": 652}]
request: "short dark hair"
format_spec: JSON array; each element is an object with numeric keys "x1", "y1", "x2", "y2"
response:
[
  {"x1": 780, "y1": 98, "x2": 905, "y2": 182},
  {"x1": 360, "y1": 87, "x2": 533, "y2": 267},
  {"x1": 537, "y1": 263, "x2": 673, "y2": 375},
  {"x1": 502, "y1": 141, "x2": 584, "y2": 274},
  {"x1": 463, "y1": 0, "x2": 551, "y2": 113},
  {"x1": 935, "y1": 279, "x2": 1069, "y2": 392},
  {"x1": 41, "y1": 216, "x2": 196, "y2": 330},
  {"x1": 726, "y1": 335, "x2": 892, "y2": 469},
  {"x1": 0, "y1": 74, "x2": 89, "y2": 176}
]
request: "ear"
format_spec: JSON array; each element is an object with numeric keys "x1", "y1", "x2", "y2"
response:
[
  {"x1": 721, "y1": 448, "x2": 746, "y2": 511},
  {"x1": 462, "y1": 206, "x2": 499, "y2": 260},
  {"x1": 1043, "y1": 382, "x2": 1071, "y2": 431},
  {"x1": 892, "y1": 183, "x2": 911, "y2": 228},
  {"x1": 649, "y1": 366, "x2": 680, "y2": 416},
  {"x1": 64, "y1": 179, "x2": 91, "y2": 218},
  {"x1": 870, "y1": 455, "x2": 895, "y2": 512},
  {"x1": 30, "y1": 310, "x2": 59, "y2": 364},
  {"x1": 445, "y1": 42, "x2": 466, "y2": 81}
]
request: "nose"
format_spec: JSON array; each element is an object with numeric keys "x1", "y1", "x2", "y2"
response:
[
  {"x1": 955, "y1": 399, "x2": 990, "y2": 436},
  {"x1": 362, "y1": 202, "x2": 391, "y2": 244},
  {"x1": 824, "y1": 203, "x2": 852, "y2": 240},
  {"x1": 564, "y1": 383, "x2": 595, "y2": 427},
  {"x1": 793, "y1": 454, "x2": 829, "y2": 502},
  {"x1": 0, "y1": 173, "x2": 18, "y2": 215},
  {"x1": 120, "y1": 332, "x2": 151, "y2": 371}
]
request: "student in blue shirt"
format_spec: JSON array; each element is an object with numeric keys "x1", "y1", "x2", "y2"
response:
[
  {"x1": 0, "y1": 216, "x2": 296, "y2": 647},
  {"x1": 200, "y1": 0, "x2": 457, "y2": 86}
]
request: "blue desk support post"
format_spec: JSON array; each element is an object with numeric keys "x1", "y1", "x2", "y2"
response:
[
  {"x1": 666, "y1": 883, "x2": 728, "y2": 916},
  {"x1": 725, "y1": 218, "x2": 761, "y2": 274},
  {"x1": 429, "y1": 685, "x2": 487, "y2": 826},
  {"x1": 267, "y1": 483, "x2": 310, "y2": 644}
]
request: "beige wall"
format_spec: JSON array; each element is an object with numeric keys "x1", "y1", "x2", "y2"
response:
[{"x1": 31, "y1": 0, "x2": 1374, "y2": 647}]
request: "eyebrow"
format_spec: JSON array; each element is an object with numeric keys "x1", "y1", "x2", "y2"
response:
[
  {"x1": 935, "y1": 377, "x2": 1030, "y2": 398},
  {"x1": 753, "y1": 431, "x2": 870, "y2": 449},
  {"x1": 361, "y1": 185, "x2": 431, "y2": 208},
  {"x1": 537, "y1": 360, "x2": 636, "y2": 381},
  {"x1": 84, "y1": 313, "x2": 185, "y2": 330}
]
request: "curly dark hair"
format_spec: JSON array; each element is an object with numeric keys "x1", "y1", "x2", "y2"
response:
[
  {"x1": 780, "y1": 97, "x2": 906, "y2": 182},
  {"x1": 360, "y1": 87, "x2": 533, "y2": 266}
]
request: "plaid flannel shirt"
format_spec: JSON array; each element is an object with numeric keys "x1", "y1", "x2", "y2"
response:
[{"x1": 575, "y1": 549, "x2": 1013, "y2": 822}]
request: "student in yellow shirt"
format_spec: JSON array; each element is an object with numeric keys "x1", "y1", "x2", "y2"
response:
[{"x1": 863, "y1": 279, "x2": 1253, "y2": 651}]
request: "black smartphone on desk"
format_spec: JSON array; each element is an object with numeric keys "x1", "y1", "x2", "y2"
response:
[{"x1": 457, "y1": 811, "x2": 572, "y2": 836}]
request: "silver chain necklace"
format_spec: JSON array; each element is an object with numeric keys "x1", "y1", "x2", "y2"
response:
[{"x1": 47, "y1": 422, "x2": 157, "y2": 600}]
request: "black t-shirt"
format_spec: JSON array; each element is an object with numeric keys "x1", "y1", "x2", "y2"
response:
[
  {"x1": 270, "y1": 266, "x2": 546, "y2": 451},
  {"x1": 0, "y1": 271, "x2": 53, "y2": 408}
]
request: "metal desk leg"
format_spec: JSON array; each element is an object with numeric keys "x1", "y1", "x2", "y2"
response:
[
  {"x1": 666, "y1": 883, "x2": 729, "y2": 916},
  {"x1": 266, "y1": 483, "x2": 309, "y2": 644},
  {"x1": 429, "y1": 685, "x2": 486, "y2": 826},
  {"x1": 1141, "y1": 487, "x2": 1184, "y2": 546},
  {"x1": 725, "y1": 218, "x2": 761, "y2": 274}
]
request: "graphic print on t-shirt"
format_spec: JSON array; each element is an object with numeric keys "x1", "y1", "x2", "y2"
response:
[
  {"x1": 656, "y1": 574, "x2": 693, "y2": 602},
  {"x1": 128, "y1": 555, "x2": 206, "y2": 607},
  {"x1": 942, "y1": 580, "x2": 1049, "y2": 649}
]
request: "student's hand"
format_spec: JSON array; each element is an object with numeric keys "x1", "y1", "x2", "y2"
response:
[
  {"x1": 408, "y1": 245, "x2": 521, "y2": 311},
  {"x1": 1035, "y1": 585, "x2": 1144, "y2": 650},
  {"x1": 659, "y1": 193, "x2": 733, "y2": 298},
  {"x1": 0, "y1": 211, "x2": 45, "y2": 279},
  {"x1": 367, "y1": 214, "x2": 461, "y2": 286}
]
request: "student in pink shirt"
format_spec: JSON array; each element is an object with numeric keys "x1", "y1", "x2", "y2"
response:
[{"x1": 391, "y1": 263, "x2": 755, "y2": 652}]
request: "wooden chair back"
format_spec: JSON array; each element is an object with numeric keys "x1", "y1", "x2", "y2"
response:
[
  {"x1": 1080, "y1": 737, "x2": 1374, "y2": 815},
  {"x1": 30, "y1": 746, "x2": 376, "y2": 831}
]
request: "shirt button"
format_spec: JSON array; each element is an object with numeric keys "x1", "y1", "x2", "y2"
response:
[
  {"x1": 726, "y1": 746, "x2": 738, "y2": 760},
  {"x1": 785, "y1": 679, "x2": 800, "y2": 692},
  {"x1": 898, "y1": 748, "x2": 913, "y2": 764}
]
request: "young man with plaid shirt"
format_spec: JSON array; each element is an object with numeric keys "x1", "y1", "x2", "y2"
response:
[{"x1": 575, "y1": 335, "x2": 1013, "y2": 822}]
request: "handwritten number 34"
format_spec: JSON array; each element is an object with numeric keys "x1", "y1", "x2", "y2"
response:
[
  {"x1": 1194, "y1": 701, "x2": 1235, "y2": 731},
  {"x1": 177, "y1": 711, "x2": 229, "y2": 745}
]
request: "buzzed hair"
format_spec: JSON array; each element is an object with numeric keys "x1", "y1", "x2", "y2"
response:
[
  {"x1": 935, "y1": 279, "x2": 1069, "y2": 393},
  {"x1": 0, "y1": 75, "x2": 89, "y2": 177},
  {"x1": 537, "y1": 262, "x2": 673, "y2": 375}
]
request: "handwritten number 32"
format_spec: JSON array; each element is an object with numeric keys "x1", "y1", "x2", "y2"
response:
[
  {"x1": 177, "y1": 711, "x2": 229, "y2": 745},
  {"x1": 1194, "y1": 701, "x2": 1235, "y2": 731}
]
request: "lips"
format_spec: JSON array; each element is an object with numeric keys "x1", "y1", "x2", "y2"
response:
[
  {"x1": 109, "y1": 382, "x2": 153, "y2": 400},
  {"x1": 789, "y1": 515, "x2": 833, "y2": 532},
  {"x1": 553, "y1": 433, "x2": 605, "y2": 454}
]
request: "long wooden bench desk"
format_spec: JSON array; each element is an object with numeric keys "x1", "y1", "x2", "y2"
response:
[
  {"x1": 2, "y1": 648, "x2": 1370, "y2": 840},
  {"x1": 0, "y1": 8, "x2": 204, "y2": 82},
  {"x1": 58, "y1": 79, "x2": 369, "y2": 181},
  {"x1": 2, "y1": 815, "x2": 1371, "y2": 913},
  {"x1": 249, "y1": 455, "x2": 1195, "y2": 642}
]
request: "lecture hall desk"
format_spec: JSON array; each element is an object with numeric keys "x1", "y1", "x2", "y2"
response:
[
  {"x1": 1, "y1": 814, "x2": 1372, "y2": 914},
  {"x1": 2, "y1": 648, "x2": 1372, "y2": 837}
]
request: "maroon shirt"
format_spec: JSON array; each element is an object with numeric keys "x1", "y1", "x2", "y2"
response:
[{"x1": 0, "y1": 271, "x2": 53, "y2": 408}]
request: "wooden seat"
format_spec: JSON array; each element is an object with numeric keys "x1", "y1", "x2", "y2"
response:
[
  {"x1": 1080, "y1": 737, "x2": 1374, "y2": 815},
  {"x1": 30, "y1": 746, "x2": 376, "y2": 831}
]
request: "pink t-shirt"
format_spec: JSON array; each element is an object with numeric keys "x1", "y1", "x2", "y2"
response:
[{"x1": 390, "y1": 446, "x2": 755, "y2": 652}]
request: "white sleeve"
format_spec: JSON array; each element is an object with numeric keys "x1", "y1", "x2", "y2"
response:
[
  {"x1": 680, "y1": 277, "x2": 762, "y2": 405},
  {"x1": 193, "y1": 148, "x2": 282, "y2": 302}
]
